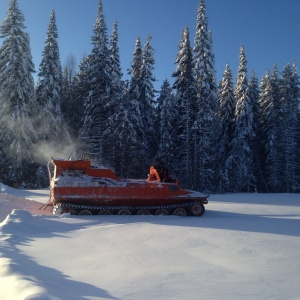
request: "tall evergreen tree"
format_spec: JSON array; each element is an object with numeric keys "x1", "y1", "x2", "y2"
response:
[
  {"x1": 104, "y1": 20, "x2": 125, "y2": 172},
  {"x1": 249, "y1": 71, "x2": 261, "y2": 144},
  {"x1": 217, "y1": 64, "x2": 235, "y2": 191},
  {"x1": 141, "y1": 35, "x2": 156, "y2": 117},
  {"x1": 0, "y1": 0, "x2": 36, "y2": 185},
  {"x1": 172, "y1": 27, "x2": 196, "y2": 188},
  {"x1": 72, "y1": 53, "x2": 91, "y2": 143},
  {"x1": 80, "y1": 0, "x2": 112, "y2": 166},
  {"x1": 155, "y1": 79, "x2": 177, "y2": 171},
  {"x1": 229, "y1": 45, "x2": 256, "y2": 192},
  {"x1": 279, "y1": 63, "x2": 299, "y2": 192},
  {"x1": 107, "y1": 88, "x2": 141, "y2": 178},
  {"x1": 140, "y1": 35, "x2": 156, "y2": 159},
  {"x1": 249, "y1": 71, "x2": 264, "y2": 191},
  {"x1": 124, "y1": 36, "x2": 149, "y2": 177},
  {"x1": 291, "y1": 64, "x2": 300, "y2": 191},
  {"x1": 193, "y1": 0, "x2": 218, "y2": 192},
  {"x1": 36, "y1": 9, "x2": 71, "y2": 150},
  {"x1": 259, "y1": 68, "x2": 281, "y2": 192},
  {"x1": 61, "y1": 53, "x2": 78, "y2": 138},
  {"x1": 126, "y1": 35, "x2": 157, "y2": 170},
  {"x1": 128, "y1": 36, "x2": 143, "y2": 91},
  {"x1": 108, "y1": 21, "x2": 123, "y2": 100},
  {"x1": 297, "y1": 86, "x2": 300, "y2": 192}
]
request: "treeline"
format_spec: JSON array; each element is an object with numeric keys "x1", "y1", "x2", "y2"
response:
[{"x1": 0, "y1": 0, "x2": 299, "y2": 193}]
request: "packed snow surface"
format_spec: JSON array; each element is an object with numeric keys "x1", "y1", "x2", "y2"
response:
[{"x1": 0, "y1": 184, "x2": 299, "y2": 300}]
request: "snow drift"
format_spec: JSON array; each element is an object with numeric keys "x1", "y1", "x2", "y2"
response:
[{"x1": 0, "y1": 186, "x2": 300, "y2": 299}]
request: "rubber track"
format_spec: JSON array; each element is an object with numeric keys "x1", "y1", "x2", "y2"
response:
[{"x1": 53, "y1": 201, "x2": 199, "y2": 215}]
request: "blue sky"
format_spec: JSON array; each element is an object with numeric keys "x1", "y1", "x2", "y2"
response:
[{"x1": 0, "y1": 0, "x2": 300, "y2": 90}]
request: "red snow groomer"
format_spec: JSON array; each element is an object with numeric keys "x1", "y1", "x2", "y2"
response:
[{"x1": 49, "y1": 158, "x2": 208, "y2": 216}]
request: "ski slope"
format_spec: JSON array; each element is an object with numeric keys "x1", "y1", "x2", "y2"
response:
[{"x1": 0, "y1": 186, "x2": 299, "y2": 300}]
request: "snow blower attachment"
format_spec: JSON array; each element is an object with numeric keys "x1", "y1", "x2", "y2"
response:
[{"x1": 49, "y1": 158, "x2": 208, "y2": 216}]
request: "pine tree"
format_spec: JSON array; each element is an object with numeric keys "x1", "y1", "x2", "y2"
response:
[
  {"x1": 80, "y1": 0, "x2": 112, "y2": 166},
  {"x1": 229, "y1": 45, "x2": 256, "y2": 192},
  {"x1": 259, "y1": 67, "x2": 282, "y2": 192},
  {"x1": 72, "y1": 53, "x2": 91, "y2": 143},
  {"x1": 172, "y1": 27, "x2": 196, "y2": 188},
  {"x1": 107, "y1": 88, "x2": 141, "y2": 178},
  {"x1": 0, "y1": 0, "x2": 36, "y2": 185},
  {"x1": 290, "y1": 64, "x2": 300, "y2": 191},
  {"x1": 249, "y1": 71, "x2": 260, "y2": 143},
  {"x1": 35, "y1": 165, "x2": 49, "y2": 188},
  {"x1": 128, "y1": 36, "x2": 143, "y2": 90},
  {"x1": 140, "y1": 35, "x2": 156, "y2": 159},
  {"x1": 193, "y1": 0, "x2": 218, "y2": 192},
  {"x1": 156, "y1": 79, "x2": 177, "y2": 172},
  {"x1": 217, "y1": 64, "x2": 235, "y2": 191},
  {"x1": 61, "y1": 53, "x2": 78, "y2": 139},
  {"x1": 108, "y1": 21, "x2": 123, "y2": 100},
  {"x1": 104, "y1": 20, "x2": 125, "y2": 172},
  {"x1": 141, "y1": 35, "x2": 156, "y2": 112},
  {"x1": 249, "y1": 71, "x2": 264, "y2": 191},
  {"x1": 126, "y1": 36, "x2": 148, "y2": 177},
  {"x1": 297, "y1": 87, "x2": 300, "y2": 191},
  {"x1": 36, "y1": 9, "x2": 71, "y2": 154},
  {"x1": 279, "y1": 63, "x2": 299, "y2": 192}
]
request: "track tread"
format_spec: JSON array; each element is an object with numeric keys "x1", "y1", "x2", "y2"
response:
[{"x1": 53, "y1": 200, "x2": 205, "y2": 216}]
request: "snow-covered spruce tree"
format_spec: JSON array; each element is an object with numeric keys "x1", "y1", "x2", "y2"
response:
[
  {"x1": 0, "y1": 0, "x2": 36, "y2": 186},
  {"x1": 249, "y1": 71, "x2": 265, "y2": 191},
  {"x1": 228, "y1": 46, "x2": 256, "y2": 192},
  {"x1": 279, "y1": 63, "x2": 299, "y2": 192},
  {"x1": 291, "y1": 64, "x2": 300, "y2": 191},
  {"x1": 155, "y1": 79, "x2": 178, "y2": 173},
  {"x1": 108, "y1": 85, "x2": 142, "y2": 178},
  {"x1": 172, "y1": 27, "x2": 197, "y2": 188},
  {"x1": 192, "y1": 0, "x2": 218, "y2": 192},
  {"x1": 80, "y1": 0, "x2": 112, "y2": 166},
  {"x1": 72, "y1": 53, "x2": 91, "y2": 144},
  {"x1": 36, "y1": 9, "x2": 72, "y2": 154},
  {"x1": 108, "y1": 21, "x2": 123, "y2": 102},
  {"x1": 126, "y1": 36, "x2": 149, "y2": 177},
  {"x1": 103, "y1": 20, "x2": 126, "y2": 174},
  {"x1": 297, "y1": 67, "x2": 300, "y2": 191},
  {"x1": 61, "y1": 53, "x2": 78, "y2": 139},
  {"x1": 259, "y1": 67, "x2": 283, "y2": 192},
  {"x1": 112, "y1": 79, "x2": 144, "y2": 178},
  {"x1": 217, "y1": 64, "x2": 236, "y2": 192},
  {"x1": 140, "y1": 35, "x2": 157, "y2": 159}
]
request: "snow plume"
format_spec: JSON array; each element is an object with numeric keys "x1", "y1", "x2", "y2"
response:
[
  {"x1": 32, "y1": 134, "x2": 91, "y2": 164},
  {"x1": 32, "y1": 140, "x2": 75, "y2": 164},
  {"x1": 32, "y1": 137, "x2": 114, "y2": 171}
]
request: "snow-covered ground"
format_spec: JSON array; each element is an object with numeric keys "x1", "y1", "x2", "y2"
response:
[{"x1": 0, "y1": 185, "x2": 299, "y2": 300}]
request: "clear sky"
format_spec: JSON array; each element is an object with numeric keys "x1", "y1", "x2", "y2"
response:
[{"x1": 0, "y1": 0, "x2": 300, "y2": 90}]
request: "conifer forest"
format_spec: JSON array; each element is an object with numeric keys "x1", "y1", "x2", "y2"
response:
[{"x1": 0, "y1": 0, "x2": 299, "y2": 193}]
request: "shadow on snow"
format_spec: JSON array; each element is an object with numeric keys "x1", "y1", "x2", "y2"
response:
[{"x1": 0, "y1": 211, "x2": 119, "y2": 300}]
